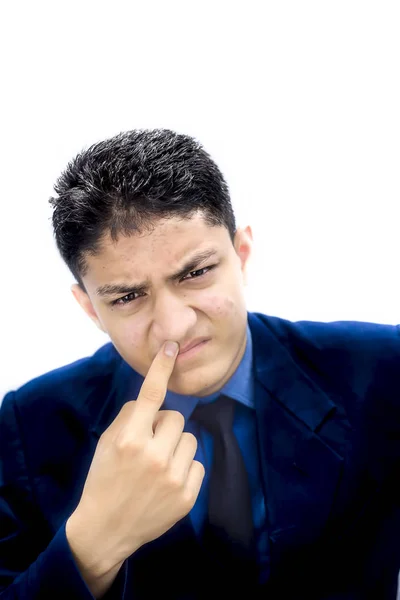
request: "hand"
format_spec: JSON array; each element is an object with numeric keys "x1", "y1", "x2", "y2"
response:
[{"x1": 66, "y1": 340, "x2": 205, "y2": 581}]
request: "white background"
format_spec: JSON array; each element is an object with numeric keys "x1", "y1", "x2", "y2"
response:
[{"x1": 0, "y1": 1, "x2": 399, "y2": 399}]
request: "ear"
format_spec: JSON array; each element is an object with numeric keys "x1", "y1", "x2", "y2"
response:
[
  {"x1": 233, "y1": 225, "x2": 253, "y2": 283},
  {"x1": 71, "y1": 284, "x2": 106, "y2": 333}
]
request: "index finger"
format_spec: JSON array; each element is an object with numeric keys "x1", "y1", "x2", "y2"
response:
[{"x1": 135, "y1": 340, "x2": 179, "y2": 423}]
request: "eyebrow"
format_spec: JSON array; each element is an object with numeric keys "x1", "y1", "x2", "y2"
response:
[{"x1": 95, "y1": 248, "x2": 219, "y2": 298}]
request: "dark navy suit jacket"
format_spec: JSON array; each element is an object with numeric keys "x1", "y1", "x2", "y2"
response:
[{"x1": 1, "y1": 312, "x2": 400, "y2": 599}]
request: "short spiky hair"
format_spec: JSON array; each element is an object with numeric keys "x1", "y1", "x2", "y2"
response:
[{"x1": 49, "y1": 129, "x2": 236, "y2": 285}]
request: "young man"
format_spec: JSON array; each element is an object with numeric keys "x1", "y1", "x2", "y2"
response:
[{"x1": 1, "y1": 129, "x2": 400, "y2": 599}]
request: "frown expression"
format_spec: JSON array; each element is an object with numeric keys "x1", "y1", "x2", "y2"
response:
[{"x1": 74, "y1": 213, "x2": 252, "y2": 397}]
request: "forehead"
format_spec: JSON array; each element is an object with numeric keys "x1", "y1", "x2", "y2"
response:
[{"x1": 82, "y1": 214, "x2": 231, "y2": 285}]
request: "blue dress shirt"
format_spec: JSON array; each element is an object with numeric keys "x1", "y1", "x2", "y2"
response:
[{"x1": 164, "y1": 325, "x2": 269, "y2": 581}]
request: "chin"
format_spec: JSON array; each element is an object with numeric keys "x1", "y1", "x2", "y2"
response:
[
  {"x1": 167, "y1": 380, "x2": 208, "y2": 397},
  {"x1": 169, "y1": 367, "x2": 226, "y2": 397}
]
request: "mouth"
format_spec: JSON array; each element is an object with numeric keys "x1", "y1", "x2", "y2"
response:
[{"x1": 176, "y1": 338, "x2": 210, "y2": 361}]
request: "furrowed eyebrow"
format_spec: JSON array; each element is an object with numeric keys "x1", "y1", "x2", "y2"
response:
[
  {"x1": 95, "y1": 248, "x2": 218, "y2": 298},
  {"x1": 167, "y1": 249, "x2": 218, "y2": 282},
  {"x1": 96, "y1": 283, "x2": 149, "y2": 298}
]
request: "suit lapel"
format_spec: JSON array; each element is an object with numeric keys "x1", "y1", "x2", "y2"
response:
[{"x1": 249, "y1": 313, "x2": 352, "y2": 567}]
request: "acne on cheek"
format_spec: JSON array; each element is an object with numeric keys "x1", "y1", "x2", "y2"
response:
[{"x1": 204, "y1": 295, "x2": 237, "y2": 317}]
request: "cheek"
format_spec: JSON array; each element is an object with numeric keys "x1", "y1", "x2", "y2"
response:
[
  {"x1": 201, "y1": 294, "x2": 241, "y2": 320},
  {"x1": 108, "y1": 320, "x2": 152, "y2": 378},
  {"x1": 107, "y1": 318, "x2": 147, "y2": 352}
]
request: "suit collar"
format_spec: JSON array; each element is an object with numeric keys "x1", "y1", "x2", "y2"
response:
[{"x1": 248, "y1": 312, "x2": 336, "y2": 430}]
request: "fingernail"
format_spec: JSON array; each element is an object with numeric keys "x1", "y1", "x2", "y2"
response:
[{"x1": 164, "y1": 341, "x2": 179, "y2": 357}]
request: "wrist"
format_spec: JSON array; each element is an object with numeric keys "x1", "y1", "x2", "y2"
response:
[{"x1": 66, "y1": 512, "x2": 123, "y2": 578}]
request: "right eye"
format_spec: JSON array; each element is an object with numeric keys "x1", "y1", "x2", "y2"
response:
[{"x1": 111, "y1": 292, "x2": 143, "y2": 306}]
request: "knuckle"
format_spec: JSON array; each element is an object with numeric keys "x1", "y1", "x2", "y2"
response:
[
  {"x1": 182, "y1": 462, "x2": 205, "y2": 508},
  {"x1": 170, "y1": 410, "x2": 185, "y2": 429},
  {"x1": 146, "y1": 449, "x2": 169, "y2": 472},
  {"x1": 182, "y1": 488, "x2": 197, "y2": 510},
  {"x1": 182, "y1": 431, "x2": 197, "y2": 449},
  {"x1": 167, "y1": 471, "x2": 185, "y2": 491},
  {"x1": 195, "y1": 460, "x2": 206, "y2": 479},
  {"x1": 114, "y1": 433, "x2": 142, "y2": 455}
]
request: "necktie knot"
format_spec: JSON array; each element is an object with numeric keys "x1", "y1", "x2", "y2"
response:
[{"x1": 192, "y1": 395, "x2": 235, "y2": 436}]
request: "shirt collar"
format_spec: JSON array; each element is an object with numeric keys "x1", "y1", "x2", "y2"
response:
[{"x1": 163, "y1": 323, "x2": 254, "y2": 421}]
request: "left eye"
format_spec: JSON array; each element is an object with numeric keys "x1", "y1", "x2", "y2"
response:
[{"x1": 182, "y1": 267, "x2": 210, "y2": 280}]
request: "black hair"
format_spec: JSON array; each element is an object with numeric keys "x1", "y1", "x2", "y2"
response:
[{"x1": 49, "y1": 128, "x2": 236, "y2": 286}]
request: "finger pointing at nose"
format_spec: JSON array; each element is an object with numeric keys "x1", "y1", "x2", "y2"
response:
[{"x1": 133, "y1": 341, "x2": 179, "y2": 430}]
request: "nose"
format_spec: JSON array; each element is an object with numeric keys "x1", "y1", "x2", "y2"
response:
[{"x1": 151, "y1": 289, "x2": 197, "y2": 345}]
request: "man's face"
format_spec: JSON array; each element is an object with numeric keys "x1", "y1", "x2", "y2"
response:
[{"x1": 74, "y1": 213, "x2": 252, "y2": 397}]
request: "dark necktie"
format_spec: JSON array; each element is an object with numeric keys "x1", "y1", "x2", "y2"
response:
[{"x1": 192, "y1": 395, "x2": 255, "y2": 568}]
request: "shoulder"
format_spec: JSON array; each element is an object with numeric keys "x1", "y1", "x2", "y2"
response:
[
  {"x1": 248, "y1": 311, "x2": 400, "y2": 404},
  {"x1": 0, "y1": 343, "x2": 125, "y2": 482},
  {"x1": 249, "y1": 311, "x2": 400, "y2": 359},
  {"x1": 1, "y1": 342, "x2": 123, "y2": 422}
]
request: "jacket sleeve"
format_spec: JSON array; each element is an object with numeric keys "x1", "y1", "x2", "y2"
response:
[{"x1": 0, "y1": 392, "x2": 126, "y2": 599}]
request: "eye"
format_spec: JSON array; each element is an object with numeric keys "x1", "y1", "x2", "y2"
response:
[
  {"x1": 111, "y1": 291, "x2": 144, "y2": 307},
  {"x1": 181, "y1": 266, "x2": 213, "y2": 281}
]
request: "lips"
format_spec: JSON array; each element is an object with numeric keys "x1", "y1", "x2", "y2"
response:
[{"x1": 179, "y1": 337, "x2": 210, "y2": 354}]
